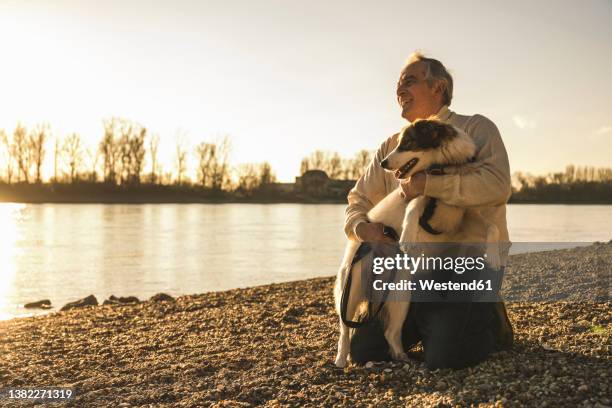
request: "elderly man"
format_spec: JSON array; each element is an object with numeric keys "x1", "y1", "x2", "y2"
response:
[{"x1": 345, "y1": 52, "x2": 513, "y2": 369}]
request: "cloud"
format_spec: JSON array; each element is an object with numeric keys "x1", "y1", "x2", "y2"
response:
[
  {"x1": 513, "y1": 115, "x2": 536, "y2": 130},
  {"x1": 594, "y1": 125, "x2": 612, "y2": 136}
]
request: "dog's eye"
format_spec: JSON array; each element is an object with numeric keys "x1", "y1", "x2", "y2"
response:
[{"x1": 399, "y1": 137, "x2": 414, "y2": 151}]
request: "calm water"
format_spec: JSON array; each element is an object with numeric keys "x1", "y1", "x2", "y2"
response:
[{"x1": 1, "y1": 203, "x2": 611, "y2": 320}]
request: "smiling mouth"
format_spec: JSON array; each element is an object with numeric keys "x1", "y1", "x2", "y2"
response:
[{"x1": 395, "y1": 158, "x2": 419, "y2": 179}]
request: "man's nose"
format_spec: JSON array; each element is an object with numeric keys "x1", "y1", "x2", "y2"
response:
[{"x1": 380, "y1": 159, "x2": 389, "y2": 169}]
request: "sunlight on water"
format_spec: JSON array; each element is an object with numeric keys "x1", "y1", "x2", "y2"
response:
[{"x1": 0, "y1": 203, "x2": 26, "y2": 320}]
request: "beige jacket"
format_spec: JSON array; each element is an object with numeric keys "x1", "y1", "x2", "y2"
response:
[{"x1": 344, "y1": 106, "x2": 512, "y2": 265}]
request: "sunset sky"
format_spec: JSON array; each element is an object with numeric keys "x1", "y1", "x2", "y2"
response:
[{"x1": 0, "y1": 0, "x2": 610, "y2": 182}]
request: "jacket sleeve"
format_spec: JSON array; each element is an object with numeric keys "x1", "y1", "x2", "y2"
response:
[
  {"x1": 424, "y1": 116, "x2": 511, "y2": 207},
  {"x1": 344, "y1": 136, "x2": 396, "y2": 241}
]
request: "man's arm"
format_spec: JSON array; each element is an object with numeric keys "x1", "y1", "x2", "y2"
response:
[
  {"x1": 344, "y1": 136, "x2": 396, "y2": 241},
  {"x1": 424, "y1": 116, "x2": 511, "y2": 207}
]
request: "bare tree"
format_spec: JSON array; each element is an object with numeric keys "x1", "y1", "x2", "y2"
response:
[
  {"x1": 235, "y1": 163, "x2": 260, "y2": 193},
  {"x1": 118, "y1": 122, "x2": 132, "y2": 184},
  {"x1": 85, "y1": 147, "x2": 100, "y2": 182},
  {"x1": 341, "y1": 158, "x2": 353, "y2": 179},
  {"x1": 109, "y1": 119, "x2": 147, "y2": 185},
  {"x1": 328, "y1": 152, "x2": 342, "y2": 179},
  {"x1": 149, "y1": 133, "x2": 160, "y2": 184},
  {"x1": 63, "y1": 133, "x2": 84, "y2": 183},
  {"x1": 310, "y1": 150, "x2": 326, "y2": 171},
  {"x1": 195, "y1": 142, "x2": 215, "y2": 187},
  {"x1": 351, "y1": 149, "x2": 372, "y2": 179},
  {"x1": 259, "y1": 161, "x2": 276, "y2": 184},
  {"x1": 299, "y1": 158, "x2": 309, "y2": 175},
  {"x1": 175, "y1": 132, "x2": 188, "y2": 185},
  {"x1": 130, "y1": 127, "x2": 147, "y2": 184},
  {"x1": 100, "y1": 118, "x2": 121, "y2": 184},
  {"x1": 211, "y1": 136, "x2": 231, "y2": 190},
  {"x1": 13, "y1": 123, "x2": 31, "y2": 183},
  {"x1": 0, "y1": 129, "x2": 15, "y2": 184},
  {"x1": 53, "y1": 136, "x2": 61, "y2": 183},
  {"x1": 29, "y1": 123, "x2": 48, "y2": 183}
]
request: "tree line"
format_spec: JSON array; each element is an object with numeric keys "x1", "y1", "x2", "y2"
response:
[
  {"x1": 0, "y1": 119, "x2": 278, "y2": 193},
  {"x1": 511, "y1": 165, "x2": 612, "y2": 203},
  {"x1": 0, "y1": 119, "x2": 376, "y2": 194}
]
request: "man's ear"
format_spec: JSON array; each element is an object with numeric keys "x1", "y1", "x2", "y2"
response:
[{"x1": 433, "y1": 80, "x2": 445, "y2": 96}]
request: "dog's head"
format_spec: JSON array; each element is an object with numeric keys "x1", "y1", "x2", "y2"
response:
[{"x1": 380, "y1": 119, "x2": 473, "y2": 179}]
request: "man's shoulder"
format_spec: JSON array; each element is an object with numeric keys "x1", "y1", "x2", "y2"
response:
[
  {"x1": 450, "y1": 111, "x2": 496, "y2": 129},
  {"x1": 449, "y1": 111, "x2": 501, "y2": 139}
]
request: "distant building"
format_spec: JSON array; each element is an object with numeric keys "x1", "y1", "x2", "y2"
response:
[
  {"x1": 295, "y1": 170, "x2": 355, "y2": 198},
  {"x1": 295, "y1": 170, "x2": 330, "y2": 196}
]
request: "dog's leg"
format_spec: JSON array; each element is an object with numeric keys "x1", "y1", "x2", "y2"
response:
[
  {"x1": 335, "y1": 261, "x2": 364, "y2": 368},
  {"x1": 335, "y1": 317, "x2": 350, "y2": 368},
  {"x1": 384, "y1": 302, "x2": 410, "y2": 362},
  {"x1": 399, "y1": 199, "x2": 423, "y2": 253}
]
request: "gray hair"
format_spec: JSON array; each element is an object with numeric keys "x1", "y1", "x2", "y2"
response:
[{"x1": 405, "y1": 51, "x2": 454, "y2": 106}]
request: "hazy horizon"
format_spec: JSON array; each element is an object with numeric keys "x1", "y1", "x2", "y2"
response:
[{"x1": 1, "y1": 0, "x2": 610, "y2": 182}]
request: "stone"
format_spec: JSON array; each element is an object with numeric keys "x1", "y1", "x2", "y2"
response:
[
  {"x1": 150, "y1": 293, "x2": 175, "y2": 302},
  {"x1": 60, "y1": 295, "x2": 98, "y2": 311},
  {"x1": 436, "y1": 380, "x2": 448, "y2": 390},
  {"x1": 24, "y1": 299, "x2": 52, "y2": 309},
  {"x1": 104, "y1": 295, "x2": 140, "y2": 305}
]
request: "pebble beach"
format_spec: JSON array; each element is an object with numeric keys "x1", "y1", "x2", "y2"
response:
[{"x1": 0, "y1": 243, "x2": 610, "y2": 407}]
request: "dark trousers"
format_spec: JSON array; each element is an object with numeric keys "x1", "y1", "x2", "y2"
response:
[{"x1": 350, "y1": 300, "x2": 498, "y2": 369}]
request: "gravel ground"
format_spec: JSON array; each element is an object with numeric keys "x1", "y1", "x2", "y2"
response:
[{"x1": 0, "y1": 243, "x2": 610, "y2": 407}]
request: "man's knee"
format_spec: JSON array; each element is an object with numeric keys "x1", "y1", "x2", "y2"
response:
[
  {"x1": 424, "y1": 329, "x2": 495, "y2": 369},
  {"x1": 424, "y1": 343, "x2": 464, "y2": 369}
]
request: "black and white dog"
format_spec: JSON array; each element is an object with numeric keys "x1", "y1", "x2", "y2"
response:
[{"x1": 334, "y1": 119, "x2": 499, "y2": 368}]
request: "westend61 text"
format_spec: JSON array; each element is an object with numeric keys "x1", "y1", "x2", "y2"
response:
[
  {"x1": 373, "y1": 279, "x2": 494, "y2": 292},
  {"x1": 372, "y1": 254, "x2": 487, "y2": 275}
]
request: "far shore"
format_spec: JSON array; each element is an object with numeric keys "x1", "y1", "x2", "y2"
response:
[
  {"x1": 0, "y1": 243, "x2": 609, "y2": 407},
  {"x1": 2, "y1": 181, "x2": 612, "y2": 204}
]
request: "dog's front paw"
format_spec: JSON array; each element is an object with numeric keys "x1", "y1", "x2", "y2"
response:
[
  {"x1": 334, "y1": 354, "x2": 348, "y2": 368},
  {"x1": 390, "y1": 350, "x2": 410, "y2": 363}
]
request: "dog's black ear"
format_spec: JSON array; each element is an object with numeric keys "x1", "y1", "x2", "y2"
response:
[
  {"x1": 414, "y1": 119, "x2": 444, "y2": 147},
  {"x1": 437, "y1": 122, "x2": 458, "y2": 140},
  {"x1": 415, "y1": 119, "x2": 458, "y2": 147},
  {"x1": 414, "y1": 119, "x2": 438, "y2": 136}
]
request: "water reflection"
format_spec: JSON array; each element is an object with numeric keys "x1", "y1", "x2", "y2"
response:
[{"x1": 0, "y1": 203, "x2": 26, "y2": 320}]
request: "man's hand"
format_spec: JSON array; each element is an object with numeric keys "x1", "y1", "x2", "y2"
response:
[
  {"x1": 400, "y1": 172, "x2": 426, "y2": 202},
  {"x1": 355, "y1": 222, "x2": 397, "y2": 244}
]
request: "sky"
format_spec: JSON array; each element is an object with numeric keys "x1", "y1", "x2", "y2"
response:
[{"x1": 0, "y1": 0, "x2": 610, "y2": 182}]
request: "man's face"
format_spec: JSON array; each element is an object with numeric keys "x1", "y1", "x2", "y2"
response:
[{"x1": 396, "y1": 61, "x2": 443, "y2": 122}]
